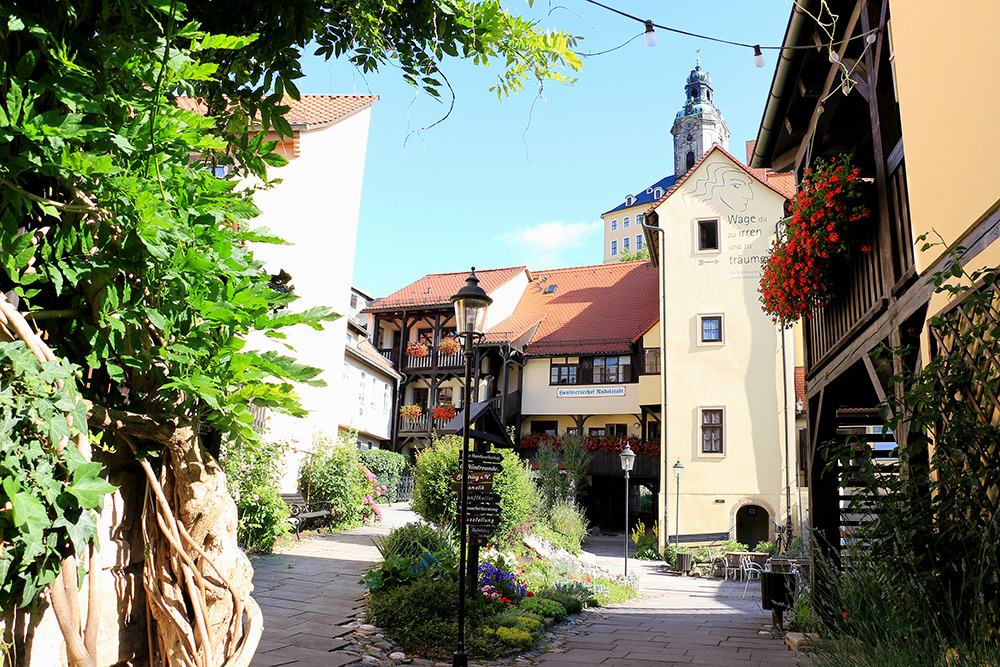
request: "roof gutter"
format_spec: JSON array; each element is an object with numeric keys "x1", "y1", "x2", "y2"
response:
[{"x1": 750, "y1": 1, "x2": 817, "y2": 169}]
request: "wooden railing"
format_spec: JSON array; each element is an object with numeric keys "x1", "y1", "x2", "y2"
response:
[
  {"x1": 398, "y1": 414, "x2": 452, "y2": 434},
  {"x1": 803, "y1": 148, "x2": 915, "y2": 373},
  {"x1": 397, "y1": 350, "x2": 464, "y2": 371}
]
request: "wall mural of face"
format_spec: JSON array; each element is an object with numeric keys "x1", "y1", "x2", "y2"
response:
[{"x1": 688, "y1": 162, "x2": 756, "y2": 212}]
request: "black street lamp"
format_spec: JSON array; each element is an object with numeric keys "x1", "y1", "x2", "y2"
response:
[
  {"x1": 450, "y1": 268, "x2": 492, "y2": 667},
  {"x1": 619, "y1": 444, "x2": 636, "y2": 577},
  {"x1": 673, "y1": 459, "x2": 684, "y2": 548}
]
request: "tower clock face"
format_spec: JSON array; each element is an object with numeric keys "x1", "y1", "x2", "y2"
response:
[{"x1": 685, "y1": 122, "x2": 692, "y2": 130}]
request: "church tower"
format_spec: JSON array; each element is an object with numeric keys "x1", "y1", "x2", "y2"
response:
[{"x1": 671, "y1": 58, "x2": 730, "y2": 178}]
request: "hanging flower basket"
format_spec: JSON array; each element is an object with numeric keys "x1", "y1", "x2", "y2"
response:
[
  {"x1": 406, "y1": 341, "x2": 429, "y2": 357},
  {"x1": 759, "y1": 154, "x2": 871, "y2": 327},
  {"x1": 439, "y1": 336, "x2": 462, "y2": 355},
  {"x1": 400, "y1": 404, "x2": 423, "y2": 420},
  {"x1": 431, "y1": 404, "x2": 457, "y2": 421}
]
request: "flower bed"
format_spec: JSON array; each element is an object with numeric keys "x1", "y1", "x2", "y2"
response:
[{"x1": 759, "y1": 154, "x2": 870, "y2": 327}]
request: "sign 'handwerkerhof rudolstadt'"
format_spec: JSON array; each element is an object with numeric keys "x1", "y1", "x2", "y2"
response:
[{"x1": 555, "y1": 386, "x2": 625, "y2": 398}]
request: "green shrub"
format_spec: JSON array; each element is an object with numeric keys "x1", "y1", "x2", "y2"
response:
[
  {"x1": 544, "y1": 501, "x2": 590, "y2": 554},
  {"x1": 363, "y1": 550, "x2": 457, "y2": 593},
  {"x1": 298, "y1": 432, "x2": 367, "y2": 526},
  {"x1": 791, "y1": 595, "x2": 813, "y2": 633},
  {"x1": 539, "y1": 589, "x2": 583, "y2": 615},
  {"x1": 412, "y1": 436, "x2": 539, "y2": 545},
  {"x1": 485, "y1": 607, "x2": 545, "y2": 631},
  {"x1": 490, "y1": 626, "x2": 533, "y2": 649},
  {"x1": 376, "y1": 521, "x2": 457, "y2": 560},
  {"x1": 592, "y1": 577, "x2": 635, "y2": 606},
  {"x1": 549, "y1": 580, "x2": 594, "y2": 603},
  {"x1": 787, "y1": 536, "x2": 804, "y2": 558},
  {"x1": 366, "y1": 577, "x2": 459, "y2": 654},
  {"x1": 520, "y1": 596, "x2": 566, "y2": 621},
  {"x1": 220, "y1": 438, "x2": 290, "y2": 553},
  {"x1": 662, "y1": 544, "x2": 692, "y2": 568}
]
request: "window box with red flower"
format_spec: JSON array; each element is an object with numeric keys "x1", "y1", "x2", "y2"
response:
[
  {"x1": 438, "y1": 336, "x2": 462, "y2": 355},
  {"x1": 399, "y1": 404, "x2": 423, "y2": 420},
  {"x1": 759, "y1": 154, "x2": 871, "y2": 328},
  {"x1": 431, "y1": 404, "x2": 456, "y2": 421},
  {"x1": 406, "y1": 341, "x2": 429, "y2": 357}
]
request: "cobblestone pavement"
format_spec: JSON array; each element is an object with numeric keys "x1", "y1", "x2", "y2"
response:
[{"x1": 249, "y1": 508, "x2": 809, "y2": 667}]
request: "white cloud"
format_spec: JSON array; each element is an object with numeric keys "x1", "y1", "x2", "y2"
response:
[{"x1": 495, "y1": 220, "x2": 603, "y2": 269}]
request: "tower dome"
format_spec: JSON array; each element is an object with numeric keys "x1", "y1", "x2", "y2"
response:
[{"x1": 670, "y1": 57, "x2": 730, "y2": 177}]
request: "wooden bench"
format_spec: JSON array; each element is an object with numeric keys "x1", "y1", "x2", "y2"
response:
[{"x1": 281, "y1": 493, "x2": 337, "y2": 540}]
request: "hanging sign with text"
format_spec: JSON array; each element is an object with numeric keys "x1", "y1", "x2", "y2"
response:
[{"x1": 556, "y1": 386, "x2": 626, "y2": 398}]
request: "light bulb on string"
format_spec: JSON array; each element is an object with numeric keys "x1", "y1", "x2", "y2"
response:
[
  {"x1": 644, "y1": 20, "x2": 658, "y2": 47},
  {"x1": 753, "y1": 45, "x2": 765, "y2": 68}
]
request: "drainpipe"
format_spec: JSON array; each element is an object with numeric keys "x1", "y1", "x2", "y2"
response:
[
  {"x1": 642, "y1": 220, "x2": 669, "y2": 555},
  {"x1": 781, "y1": 327, "x2": 792, "y2": 531}
]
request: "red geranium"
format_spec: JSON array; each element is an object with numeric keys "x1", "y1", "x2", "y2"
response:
[
  {"x1": 406, "y1": 341, "x2": 429, "y2": 357},
  {"x1": 431, "y1": 404, "x2": 457, "y2": 421},
  {"x1": 759, "y1": 155, "x2": 870, "y2": 327}
]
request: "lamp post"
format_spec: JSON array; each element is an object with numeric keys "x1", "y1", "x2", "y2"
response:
[
  {"x1": 450, "y1": 268, "x2": 492, "y2": 667},
  {"x1": 619, "y1": 444, "x2": 636, "y2": 577},
  {"x1": 673, "y1": 459, "x2": 684, "y2": 548}
]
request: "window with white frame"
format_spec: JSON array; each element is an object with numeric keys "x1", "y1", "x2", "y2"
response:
[
  {"x1": 700, "y1": 407, "x2": 725, "y2": 454},
  {"x1": 610, "y1": 240, "x2": 618, "y2": 256},
  {"x1": 593, "y1": 355, "x2": 631, "y2": 383},
  {"x1": 611, "y1": 219, "x2": 618, "y2": 231},
  {"x1": 698, "y1": 314, "x2": 724, "y2": 345},
  {"x1": 623, "y1": 216, "x2": 630, "y2": 228},
  {"x1": 623, "y1": 237, "x2": 630, "y2": 251},
  {"x1": 636, "y1": 234, "x2": 643, "y2": 251}
]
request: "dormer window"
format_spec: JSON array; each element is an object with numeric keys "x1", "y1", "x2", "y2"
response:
[
  {"x1": 653, "y1": 188, "x2": 663, "y2": 199},
  {"x1": 625, "y1": 195, "x2": 636, "y2": 206}
]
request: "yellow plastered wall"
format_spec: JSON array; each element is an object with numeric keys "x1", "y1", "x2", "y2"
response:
[
  {"x1": 653, "y1": 149, "x2": 795, "y2": 541},
  {"x1": 891, "y1": 1, "x2": 1000, "y2": 272}
]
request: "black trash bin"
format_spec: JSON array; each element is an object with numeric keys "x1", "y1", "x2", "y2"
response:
[
  {"x1": 676, "y1": 552, "x2": 693, "y2": 574},
  {"x1": 760, "y1": 571, "x2": 794, "y2": 610}
]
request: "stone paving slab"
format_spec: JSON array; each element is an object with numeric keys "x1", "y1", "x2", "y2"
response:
[{"x1": 248, "y1": 508, "x2": 810, "y2": 667}]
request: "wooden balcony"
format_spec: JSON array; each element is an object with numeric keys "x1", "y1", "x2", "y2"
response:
[
  {"x1": 380, "y1": 348, "x2": 464, "y2": 373},
  {"x1": 398, "y1": 414, "x2": 452, "y2": 435},
  {"x1": 803, "y1": 152, "x2": 915, "y2": 375}
]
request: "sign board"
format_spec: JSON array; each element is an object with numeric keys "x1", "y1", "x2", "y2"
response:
[
  {"x1": 463, "y1": 504, "x2": 500, "y2": 515},
  {"x1": 471, "y1": 534, "x2": 489, "y2": 546},
  {"x1": 451, "y1": 470, "x2": 494, "y2": 484},
  {"x1": 451, "y1": 482, "x2": 493, "y2": 494},
  {"x1": 466, "y1": 514, "x2": 501, "y2": 527},
  {"x1": 461, "y1": 461, "x2": 503, "y2": 474},
  {"x1": 469, "y1": 525, "x2": 495, "y2": 536},
  {"x1": 461, "y1": 451, "x2": 503, "y2": 463},
  {"x1": 466, "y1": 492, "x2": 500, "y2": 504},
  {"x1": 556, "y1": 386, "x2": 626, "y2": 398}
]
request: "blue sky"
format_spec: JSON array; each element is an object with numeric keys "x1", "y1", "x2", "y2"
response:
[{"x1": 298, "y1": 1, "x2": 795, "y2": 298}]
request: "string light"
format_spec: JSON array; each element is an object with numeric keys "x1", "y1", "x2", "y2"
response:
[
  {"x1": 644, "y1": 20, "x2": 658, "y2": 48},
  {"x1": 582, "y1": 0, "x2": 879, "y2": 68}
]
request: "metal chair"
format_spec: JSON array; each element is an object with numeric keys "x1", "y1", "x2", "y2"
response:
[
  {"x1": 742, "y1": 555, "x2": 764, "y2": 599},
  {"x1": 723, "y1": 552, "x2": 744, "y2": 581}
]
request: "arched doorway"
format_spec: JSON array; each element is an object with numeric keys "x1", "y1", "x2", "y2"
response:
[{"x1": 735, "y1": 504, "x2": 770, "y2": 548}]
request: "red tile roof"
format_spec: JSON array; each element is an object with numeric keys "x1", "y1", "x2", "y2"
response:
[
  {"x1": 175, "y1": 95, "x2": 377, "y2": 128},
  {"x1": 365, "y1": 266, "x2": 530, "y2": 312},
  {"x1": 492, "y1": 261, "x2": 659, "y2": 356}
]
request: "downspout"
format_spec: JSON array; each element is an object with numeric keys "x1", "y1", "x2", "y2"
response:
[
  {"x1": 642, "y1": 219, "x2": 668, "y2": 555},
  {"x1": 781, "y1": 326, "x2": 792, "y2": 530}
]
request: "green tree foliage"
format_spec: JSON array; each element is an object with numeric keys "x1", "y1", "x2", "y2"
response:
[
  {"x1": 617, "y1": 248, "x2": 650, "y2": 262},
  {"x1": 0, "y1": 342, "x2": 115, "y2": 609}
]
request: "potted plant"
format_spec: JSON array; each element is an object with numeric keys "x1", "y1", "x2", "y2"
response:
[
  {"x1": 431, "y1": 404, "x2": 456, "y2": 421},
  {"x1": 405, "y1": 341, "x2": 429, "y2": 357},
  {"x1": 438, "y1": 336, "x2": 462, "y2": 355},
  {"x1": 399, "y1": 404, "x2": 423, "y2": 420},
  {"x1": 759, "y1": 154, "x2": 870, "y2": 327}
]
